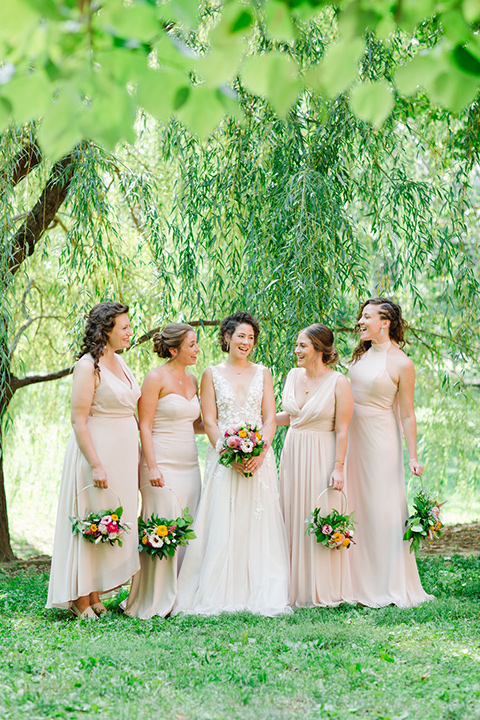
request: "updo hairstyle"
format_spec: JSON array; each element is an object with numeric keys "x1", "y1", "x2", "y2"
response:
[
  {"x1": 153, "y1": 323, "x2": 195, "y2": 358},
  {"x1": 351, "y1": 297, "x2": 406, "y2": 364},
  {"x1": 77, "y1": 301, "x2": 129, "y2": 374},
  {"x1": 218, "y1": 311, "x2": 260, "y2": 353},
  {"x1": 302, "y1": 324, "x2": 339, "y2": 366}
]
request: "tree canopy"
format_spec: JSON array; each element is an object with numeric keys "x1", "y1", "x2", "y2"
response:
[{"x1": 1, "y1": 1, "x2": 480, "y2": 158}]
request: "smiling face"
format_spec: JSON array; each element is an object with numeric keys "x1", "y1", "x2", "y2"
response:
[
  {"x1": 106, "y1": 313, "x2": 132, "y2": 351},
  {"x1": 173, "y1": 330, "x2": 199, "y2": 366},
  {"x1": 358, "y1": 304, "x2": 389, "y2": 343},
  {"x1": 295, "y1": 331, "x2": 321, "y2": 368},
  {"x1": 226, "y1": 323, "x2": 255, "y2": 360}
]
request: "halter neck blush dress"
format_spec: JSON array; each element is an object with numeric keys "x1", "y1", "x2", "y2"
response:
[
  {"x1": 347, "y1": 341, "x2": 432, "y2": 608},
  {"x1": 173, "y1": 364, "x2": 291, "y2": 616},
  {"x1": 47, "y1": 354, "x2": 141, "y2": 609},
  {"x1": 280, "y1": 368, "x2": 353, "y2": 607},
  {"x1": 125, "y1": 392, "x2": 201, "y2": 618}
]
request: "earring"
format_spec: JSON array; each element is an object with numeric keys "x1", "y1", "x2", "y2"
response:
[{"x1": 380, "y1": 327, "x2": 384, "y2": 336}]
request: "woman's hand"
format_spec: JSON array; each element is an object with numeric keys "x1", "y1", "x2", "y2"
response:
[
  {"x1": 243, "y1": 451, "x2": 266, "y2": 476},
  {"x1": 92, "y1": 466, "x2": 108, "y2": 489},
  {"x1": 408, "y1": 458, "x2": 423, "y2": 476},
  {"x1": 329, "y1": 467, "x2": 344, "y2": 491},
  {"x1": 148, "y1": 466, "x2": 165, "y2": 487},
  {"x1": 231, "y1": 460, "x2": 248, "y2": 477}
]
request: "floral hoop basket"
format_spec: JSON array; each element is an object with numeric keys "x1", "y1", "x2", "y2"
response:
[
  {"x1": 138, "y1": 485, "x2": 196, "y2": 560},
  {"x1": 403, "y1": 487, "x2": 445, "y2": 553},
  {"x1": 70, "y1": 484, "x2": 131, "y2": 547},
  {"x1": 306, "y1": 488, "x2": 356, "y2": 550}
]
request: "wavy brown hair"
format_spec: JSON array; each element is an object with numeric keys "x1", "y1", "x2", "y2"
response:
[
  {"x1": 351, "y1": 297, "x2": 406, "y2": 364},
  {"x1": 218, "y1": 311, "x2": 260, "y2": 352},
  {"x1": 302, "y1": 324, "x2": 339, "y2": 366},
  {"x1": 77, "y1": 301, "x2": 129, "y2": 374}
]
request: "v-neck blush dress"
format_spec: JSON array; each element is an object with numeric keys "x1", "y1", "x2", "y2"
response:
[
  {"x1": 47, "y1": 354, "x2": 141, "y2": 609},
  {"x1": 124, "y1": 392, "x2": 202, "y2": 618},
  {"x1": 173, "y1": 364, "x2": 290, "y2": 616},
  {"x1": 347, "y1": 341, "x2": 433, "y2": 607},
  {"x1": 279, "y1": 368, "x2": 353, "y2": 607}
]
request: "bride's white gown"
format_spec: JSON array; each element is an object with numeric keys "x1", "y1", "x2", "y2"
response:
[{"x1": 173, "y1": 364, "x2": 291, "y2": 616}]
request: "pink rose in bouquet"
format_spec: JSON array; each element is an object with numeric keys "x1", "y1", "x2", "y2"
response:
[{"x1": 322, "y1": 524, "x2": 333, "y2": 535}]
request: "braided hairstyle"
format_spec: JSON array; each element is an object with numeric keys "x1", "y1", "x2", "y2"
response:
[
  {"x1": 152, "y1": 323, "x2": 195, "y2": 358},
  {"x1": 351, "y1": 297, "x2": 406, "y2": 364},
  {"x1": 77, "y1": 301, "x2": 129, "y2": 374},
  {"x1": 302, "y1": 324, "x2": 339, "y2": 366},
  {"x1": 218, "y1": 311, "x2": 260, "y2": 352}
]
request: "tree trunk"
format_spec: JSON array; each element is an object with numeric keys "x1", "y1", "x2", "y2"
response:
[{"x1": 0, "y1": 147, "x2": 77, "y2": 561}]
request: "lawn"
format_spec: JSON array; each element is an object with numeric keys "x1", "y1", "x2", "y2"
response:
[{"x1": 0, "y1": 556, "x2": 479, "y2": 720}]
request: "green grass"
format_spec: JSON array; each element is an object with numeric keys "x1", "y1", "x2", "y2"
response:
[{"x1": 0, "y1": 556, "x2": 479, "y2": 720}]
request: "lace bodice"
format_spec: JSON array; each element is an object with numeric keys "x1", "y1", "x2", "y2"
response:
[{"x1": 211, "y1": 365, "x2": 264, "y2": 432}]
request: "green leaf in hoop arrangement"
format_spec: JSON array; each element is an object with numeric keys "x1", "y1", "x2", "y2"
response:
[
  {"x1": 241, "y1": 51, "x2": 301, "y2": 117},
  {"x1": 305, "y1": 37, "x2": 365, "y2": 99},
  {"x1": 349, "y1": 80, "x2": 394, "y2": 126}
]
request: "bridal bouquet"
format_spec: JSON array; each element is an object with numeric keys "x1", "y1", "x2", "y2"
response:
[
  {"x1": 403, "y1": 489, "x2": 445, "y2": 553},
  {"x1": 218, "y1": 424, "x2": 265, "y2": 478},
  {"x1": 138, "y1": 509, "x2": 196, "y2": 560},
  {"x1": 71, "y1": 507, "x2": 130, "y2": 547},
  {"x1": 306, "y1": 506, "x2": 356, "y2": 550}
]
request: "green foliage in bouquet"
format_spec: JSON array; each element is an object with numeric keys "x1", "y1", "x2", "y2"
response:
[
  {"x1": 138, "y1": 508, "x2": 196, "y2": 560},
  {"x1": 306, "y1": 507, "x2": 356, "y2": 550},
  {"x1": 71, "y1": 506, "x2": 129, "y2": 546},
  {"x1": 404, "y1": 489, "x2": 444, "y2": 553}
]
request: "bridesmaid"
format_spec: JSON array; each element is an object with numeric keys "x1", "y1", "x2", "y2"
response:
[
  {"x1": 277, "y1": 324, "x2": 354, "y2": 607},
  {"x1": 47, "y1": 302, "x2": 141, "y2": 619},
  {"x1": 347, "y1": 297, "x2": 432, "y2": 607},
  {"x1": 125, "y1": 323, "x2": 202, "y2": 619}
]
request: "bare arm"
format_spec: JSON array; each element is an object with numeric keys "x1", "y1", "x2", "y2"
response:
[
  {"x1": 329, "y1": 375, "x2": 354, "y2": 491},
  {"x1": 276, "y1": 411, "x2": 291, "y2": 427},
  {"x1": 191, "y1": 375, "x2": 205, "y2": 433},
  {"x1": 397, "y1": 356, "x2": 423, "y2": 476},
  {"x1": 70, "y1": 360, "x2": 106, "y2": 488},
  {"x1": 138, "y1": 372, "x2": 165, "y2": 487},
  {"x1": 244, "y1": 367, "x2": 276, "y2": 475},
  {"x1": 200, "y1": 368, "x2": 221, "y2": 448}
]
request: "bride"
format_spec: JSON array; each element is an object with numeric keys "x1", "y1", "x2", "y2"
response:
[{"x1": 173, "y1": 311, "x2": 290, "y2": 616}]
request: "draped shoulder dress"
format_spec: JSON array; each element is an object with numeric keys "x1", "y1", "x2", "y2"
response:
[
  {"x1": 47, "y1": 354, "x2": 141, "y2": 609},
  {"x1": 279, "y1": 368, "x2": 353, "y2": 607}
]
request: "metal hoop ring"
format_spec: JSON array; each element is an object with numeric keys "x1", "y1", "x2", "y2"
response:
[
  {"x1": 314, "y1": 487, "x2": 348, "y2": 515},
  {"x1": 138, "y1": 484, "x2": 183, "y2": 515},
  {"x1": 73, "y1": 484, "x2": 122, "y2": 517}
]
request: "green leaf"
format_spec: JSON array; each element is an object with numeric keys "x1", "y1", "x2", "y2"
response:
[
  {"x1": 1, "y1": 70, "x2": 51, "y2": 124},
  {"x1": 0, "y1": 0, "x2": 40, "y2": 42},
  {"x1": 96, "y1": 48, "x2": 148, "y2": 85},
  {"x1": 37, "y1": 84, "x2": 84, "y2": 160},
  {"x1": 195, "y1": 45, "x2": 245, "y2": 88},
  {"x1": 81, "y1": 75, "x2": 136, "y2": 149},
  {"x1": 349, "y1": 80, "x2": 394, "y2": 126},
  {"x1": 441, "y1": 9, "x2": 473, "y2": 46},
  {"x1": 136, "y1": 68, "x2": 186, "y2": 121},
  {"x1": 0, "y1": 98, "x2": 12, "y2": 133},
  {"x1": 101, "y1": 1, "x2": 160, "y2": 43},
  {"x1": 241, "y1": 52, "x2": 301, "y2": 116},
  {"x1": 305, "y1": 38, "x2": 364, "y2": 98},
  {"x1": 162, "y1": 0, "x2": 199, "y2": 28},
  {"x1": 452, "y1": 45, "x2": 480, "y2": 76},
  {"x1": 264, "y1": 0, "x2": 296, "y2": 42},
  {"x1": 176, "y1": 86, "x2": 226, "y2": 138},
  {"x1": 395, "y1": 0, "x2": 435, "y2": 34}
]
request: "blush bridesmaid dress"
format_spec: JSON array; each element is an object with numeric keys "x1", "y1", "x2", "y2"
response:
[
  {"x1": 279, "y1": 368, "x2": 353, "y2": 607},
  {"x1": 347, "y1": 341, "x2": 433, "y2": 608},
  {"x1": 47, "y1": 354, "x2": 141, "y2": 609}
]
